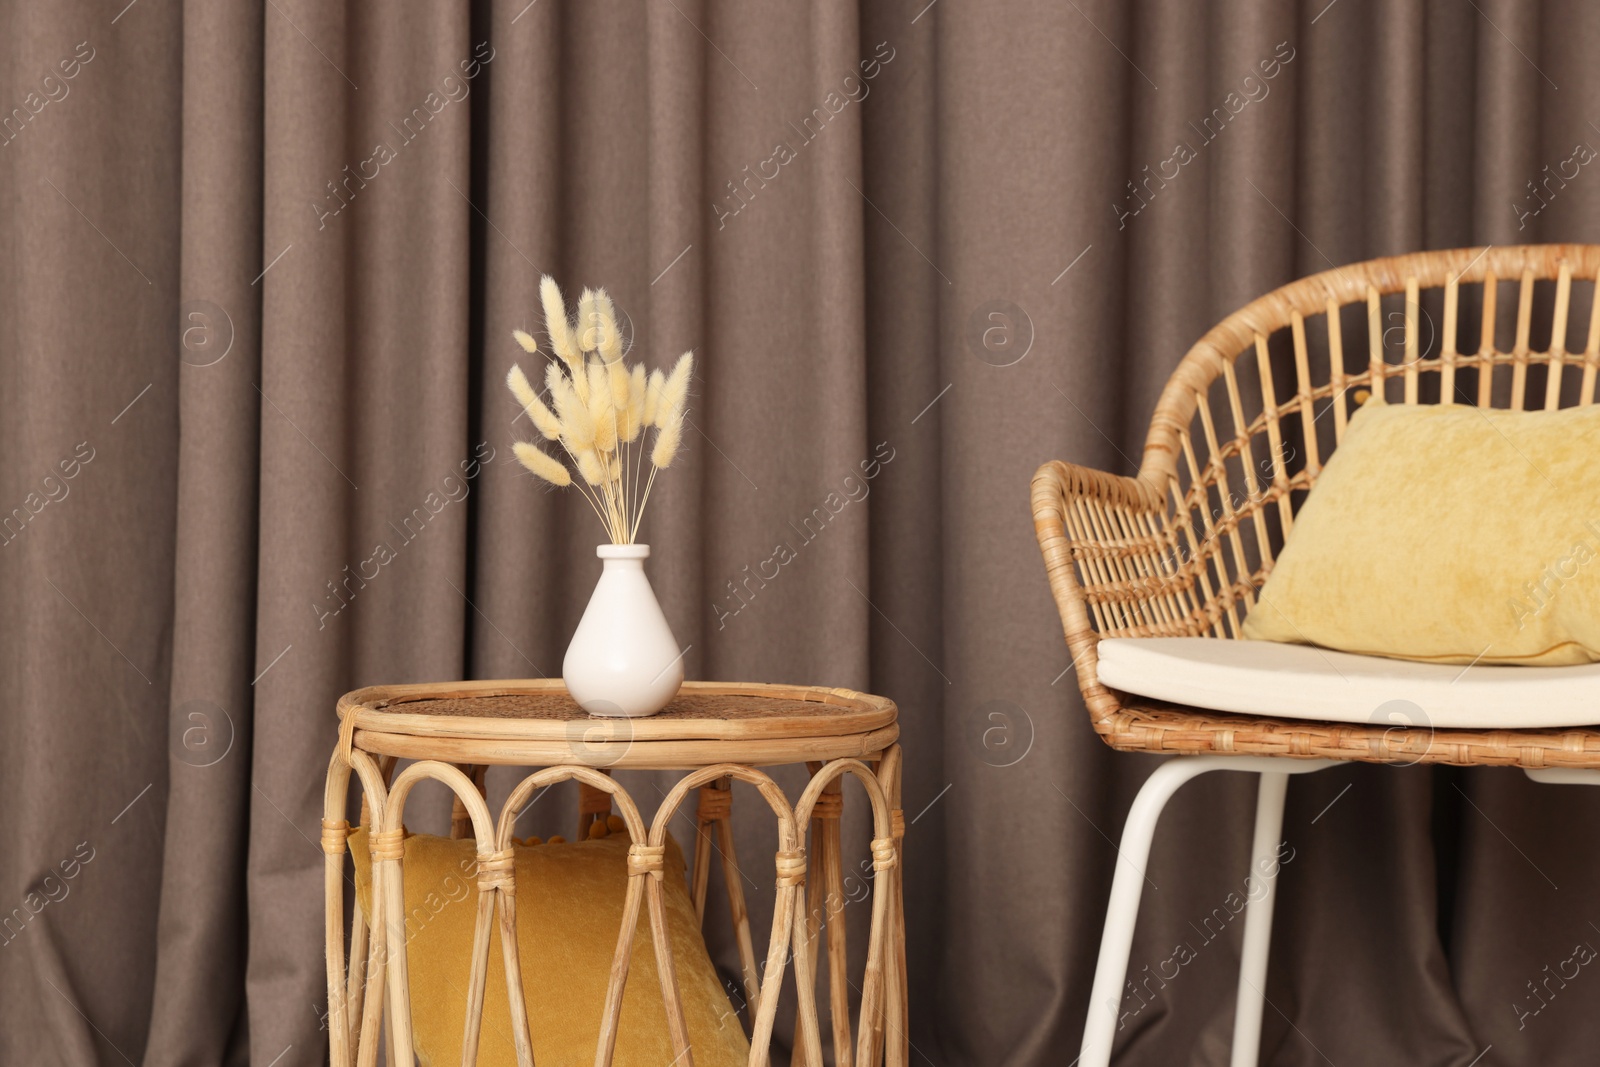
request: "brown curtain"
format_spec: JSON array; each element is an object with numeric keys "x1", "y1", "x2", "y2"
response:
[{"x1": 4, "y1": 0, "x2": 1600, "y2": 1063}]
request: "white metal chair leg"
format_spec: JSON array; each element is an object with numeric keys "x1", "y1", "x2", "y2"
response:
[
  {"x1": 1078, "y1": 756, "x2": 1338, "y2": 1067},
  {"x1": 1229, "y1": 771, "x2": 1288, "y2": 1067}
]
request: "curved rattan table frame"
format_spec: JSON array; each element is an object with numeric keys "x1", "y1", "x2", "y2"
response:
[
  {"x1": 321, "y1": 680, "x2": 908, "y2": 1067},
  {"x1": 1033, "y1": 243, "x2": 1600, "y2": 768}
]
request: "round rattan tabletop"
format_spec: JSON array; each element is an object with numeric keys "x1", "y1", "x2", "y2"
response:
[{"x1": 336, "y1": 679, "x2": 899, "y2": 769}]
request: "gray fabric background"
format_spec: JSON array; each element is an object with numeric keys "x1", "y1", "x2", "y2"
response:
[{"x1": 2, "y1": 1, "x2": 1599, "y2": 1063}]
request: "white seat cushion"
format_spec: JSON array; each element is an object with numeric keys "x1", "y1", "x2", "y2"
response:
[{"x1": 1095, "y1": 637, "x2": 1600, "y2": 730}]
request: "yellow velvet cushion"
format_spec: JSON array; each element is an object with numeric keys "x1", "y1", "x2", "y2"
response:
[
  {"x1": 1242, "y1": 400, "x2": 1600, "y2": 665},
  {"x1": 347, "y1": 821, "x2": 749, "y2": 1067}
]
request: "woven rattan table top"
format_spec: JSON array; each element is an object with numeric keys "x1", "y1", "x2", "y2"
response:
[
  {"x1": 335, "y1": 680, "x2": 898, "y2": 763},
  {"x1": 389, "y1": 691, "x2": 844, "y2": 723}
]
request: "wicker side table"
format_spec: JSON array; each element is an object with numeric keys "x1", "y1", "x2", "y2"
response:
[{"x1": 321, "y1": 679, "x2": 907, "y2": 1067}]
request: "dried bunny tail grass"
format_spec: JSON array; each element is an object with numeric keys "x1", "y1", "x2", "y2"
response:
[
  {"x1": 642, "y1": 369, "x2": 665, "y2": 426},
  {"x1": 586, "y1": 358, "x2": 612, "y2": 406},
  {"x1": 576, "y1": 288, "x2": 599, "y2": 353},
  {"x1": 547, "y1": 362, "x2": 596, "y2": 452},
  {"x1": 595, "y1": 290, "x2": 624, "y2": 364},
  {"x1": 506, "y1": 364, "x2": 562, "y2": 440},
  {"x1": 529, "y1": 400, "x2": 563, "y2": 441},
  {"x1": 622, "y1": 364, "x2": 647, "y2": 442},
  {"x1": 505, "y1": 362, "x2": 539, "y2": 408},
  {"x1": 587, "y1": 361, "x2": 618, "y2": 452},
  {"x1": 608, "y1": 359, "x2": 630, "y2": 416},
  {"x1": 575, "y1": 449, "x2": 606, "y2": 486},
  {"x1": 547, "y1": 347, "x2": 592, "y2": 409},
  {"x1": 658, "y1": 351, "x2": 694, "y2": 426},
  {"x1": 651, "y1": 409, "x2": 683, "y2": 468},
  {"x1": 512, "y1": 329, "x2": 539, "y2": 354},
  {"x1": 545, "y1": 360, "x2": 568, "y2": 401},
  {"x1": 649, "y1": 353, "x2": 692, "y2": 470},
  {"x1": 592, "y1": 413, "x2": 618, "y2": 453},
  {"x1": 513, "y1": 442, "x2": 571, "y2": 486},
  {"x1": 540, "y1": 275, "x2": 583, "y2": 370}
]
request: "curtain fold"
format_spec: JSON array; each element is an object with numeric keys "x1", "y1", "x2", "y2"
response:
[
  {"x1": 4, "y1": 2, "x2": 1600, "y2": 1064},
  {"x1": 143, "y1": 0, "x2": 262, "y2": 1059}
]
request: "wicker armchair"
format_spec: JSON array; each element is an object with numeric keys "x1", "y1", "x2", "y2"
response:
[{"x1": 1031, "y1": 244, "x2": 1600, "y2": 1067}]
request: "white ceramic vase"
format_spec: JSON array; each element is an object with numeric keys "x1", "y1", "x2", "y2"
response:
[{"x1": 563, "y1": 544, "x2": 684, "y2": 717}]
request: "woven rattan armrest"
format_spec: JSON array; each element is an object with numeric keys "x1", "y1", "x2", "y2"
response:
[{"x1": 1031, "y1": 460, "x2": 1170, "y2": 726}]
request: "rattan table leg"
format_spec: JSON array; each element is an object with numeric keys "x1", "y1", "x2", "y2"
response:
[
  {"x1": 376, "y1": 903, "x2": 396, "y2": 1067},
  {"x1": 450, "y1": 764, "x2": 487, "y2": 839},
  {"x1": 493, "y1": 885, "x2": 537, "y2": 1067},
  {"x1": 378, "y1": 761, "x2": 507, "y2": 1067},
  {"x1": 458, "y1": 888, "x2": 502, "y2": 1067},
  {"x1": 817, "y1": 779, "x2": 853, "y2": 1067},
  {"x1": 712, "y1": 782, "x2": 763, "y2": 1021},
  {"x1": 879, "y1": 745, "x2": 908, "y2": 1067},
  {"x1": 658, "y1": 763, "x2": 807, "y2": 1066},
  {"x1": 354, "y1": 755, "x2": 393, "y2": 1067},
  {"x1": 345, "y1": 788, "x2": 375, "y2": 1053},
  {"x1": 320, "y1": 750, "x2": 392, "y2": 1067},
  {"x1": 381, "y1": 840, "x2": 416, "y2": 1064},
  {"x1": 788, "y1": 762, "x2": 827, "y2": 1067},
  {"x1": 789, "y1": 757, "x2": 901, "y2": 1067},
  {"x1": 323, "y1": 754, "x2": 353, "y2": 1067},
  {"x1": 344, "y1": 905, "x2": 368, "y2": 1052},
  {"x1": 691, "y1": 782, "x2": 723, "y2": 921},
  {"x1": 577, "y1": 776, "x2": 613, "y2": 840},
  {"x1": 450, "y1": 781, "x2": 470, "y2": 839}
]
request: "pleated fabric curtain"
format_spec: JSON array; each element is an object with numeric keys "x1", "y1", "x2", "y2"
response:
[{"x1": 3, "y1": 1, "x2": 1600, "y2": 1064}]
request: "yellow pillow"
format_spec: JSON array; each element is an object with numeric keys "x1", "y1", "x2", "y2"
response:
[
  {"x1": 347, "y1": 822, "x2": 749, "y2": 1067},
  {"x1": 1243, "y1": 400, "x2": 1600, "y2": 665}
]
